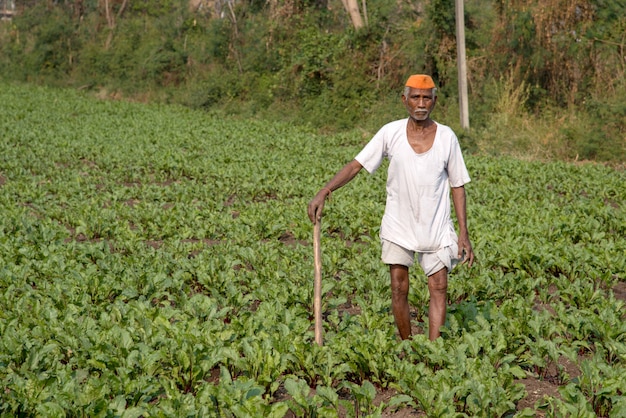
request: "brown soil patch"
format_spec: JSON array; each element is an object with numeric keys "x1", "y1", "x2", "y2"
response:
[
  {"x1": 145, "y1": 240, "x2": 163, "y2": 249},
  {"x1": 336, "y1": 301, "x2": 362, "y2": 316},
  {"x1": 377, "y1": 388, "x2": 424, "y2": 417},
  {"x1": 253, "y1": 192, "x2": 278, "y2": 203},
  {"x1": 534, "y1": 299, "x2": 557, "y2": 316},
  {"x1": 207, "y1": 367, "x2": 220, "y2": 384},
  {"x1": 279, "y1": 231, "x2": 308, "y2": 247},
  {"x1": 515, "y1": 377, "x2": 560, "y2": 414},
  {"x1": 80, "y1": 158, "x2": 99, "y2": 169},
  {"x1": 122, "y1": 181, "x2": 141, "y2": 187},
  {"x1": 64, "y1": 226, "x2": 102, "y2": 243},
  {"x1": 604, "y1": 198, "x2": 620, "y2": 209},
  {"x1": 124, "y1": 198, "x2": 140, "y2": 207},
  {"x1": 224, "y1": 194, "x2": 237, "y2": 206},
  {"x1": 515, "y1": 355, "x2": 581, "y2": 414},
  {"x1": 613, "y1": 281, "x2": 626, "y2": 302},
  {"x1": 233, "y1": 262, "x2": 254, "y2": 271}
]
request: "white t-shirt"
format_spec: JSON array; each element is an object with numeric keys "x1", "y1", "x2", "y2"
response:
[{"x1": 355, "y1": 119, "x2": 470, "y2": 252}]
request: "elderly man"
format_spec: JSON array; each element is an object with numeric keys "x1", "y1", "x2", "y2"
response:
[{"x1": 307, "y1": 74, "x2": 474, "y2": 340}]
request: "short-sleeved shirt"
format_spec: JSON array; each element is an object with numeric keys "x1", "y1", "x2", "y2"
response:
[{"x1": 355, "y1": 118, "x2": 470, "y2": 252}]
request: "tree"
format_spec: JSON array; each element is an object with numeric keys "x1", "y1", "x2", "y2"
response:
[
  {"x1": 340, "y1": 0, "x2": 366, "y2": 29},
  {"x1": 101, "y1": 0, "x2": 129, "y2": 49}
]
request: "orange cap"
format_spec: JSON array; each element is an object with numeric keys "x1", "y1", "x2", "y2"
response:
[{"x1": 405, "y1": 74, "x2": 436, "y2": 89}]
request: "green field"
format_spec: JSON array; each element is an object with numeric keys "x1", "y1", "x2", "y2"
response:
[{"x1": 1, "y1": 82, "x2": 625, "y2": 417}]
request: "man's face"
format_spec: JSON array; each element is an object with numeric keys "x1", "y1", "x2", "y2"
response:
[{"x1": 402, "y1": 88, "x2": 437, "y2": 121}]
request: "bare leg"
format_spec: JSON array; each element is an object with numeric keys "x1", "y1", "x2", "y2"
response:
[
  {"x1": 427, "y1": 268, "x2": 448, "y2": 340},
  {"x1": 390, "y1": 264, "x2": 411, "y2": 340}
]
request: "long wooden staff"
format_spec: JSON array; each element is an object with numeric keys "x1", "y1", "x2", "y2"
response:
[{"x1": 313, "y1": 219, "x2": 323, "y2": 346}]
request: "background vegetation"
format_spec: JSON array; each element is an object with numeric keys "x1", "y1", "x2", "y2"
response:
[
  {"x1": 0, "y1": 0, "x2": 624, "y2": 163},
  {"x1": 0, "y1": 0, "x2": 626, "y2": 162}
]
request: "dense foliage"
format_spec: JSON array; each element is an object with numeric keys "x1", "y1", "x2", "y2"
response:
[
  {"x1": 1, "y1": 83, "x2": 625, "y2": 416},
  {"x1": 0, "y1": 0, "x2": 624, "y2": 162}
]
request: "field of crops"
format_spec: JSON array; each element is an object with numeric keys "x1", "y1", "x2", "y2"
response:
[{"x1": 0, "y1": 82, "x2": 625, "y2": 417}]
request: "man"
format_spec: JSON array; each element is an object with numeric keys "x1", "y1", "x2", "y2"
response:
[{"x1": 307, "y1": 74, "x2": 474, "y2": 341}]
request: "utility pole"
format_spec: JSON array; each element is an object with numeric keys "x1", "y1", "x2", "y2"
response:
[{"x1": 455, "y1": 0, "x2": 470, "y2": 130}]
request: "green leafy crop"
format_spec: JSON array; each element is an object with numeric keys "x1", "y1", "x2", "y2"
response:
[{"x1": 0, "y1": 82, "x2": 624, "y2": 416}]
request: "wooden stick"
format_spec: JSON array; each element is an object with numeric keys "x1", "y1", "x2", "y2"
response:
[{"x1": 313, "y1": 220, "x2": 323, "y2": 346}]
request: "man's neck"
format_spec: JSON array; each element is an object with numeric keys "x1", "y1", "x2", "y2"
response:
[{"x1": 408, "y1": 117, "x2": 434, "y2": 132}]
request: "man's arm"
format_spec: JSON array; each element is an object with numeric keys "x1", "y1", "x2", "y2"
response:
[
  {"x1": 451, "y1": 185, "x2": 475, "y2": 266},
  {"x1": 308, "y1": 159, "x2": 363, "y2": 223}
]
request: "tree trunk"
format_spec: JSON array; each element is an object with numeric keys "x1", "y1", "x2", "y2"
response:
[
  {"x1": 103, "y1": 0, "x2": 128, "y2": 50},
  {"x1": 340, "y1": 0, "x2": 364, "y2": 29}
]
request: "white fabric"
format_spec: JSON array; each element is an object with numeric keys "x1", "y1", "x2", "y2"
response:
[
  {"x1": 381, "y1": 238, "x2": 415, "y2": 267},
  {"x1": 355, "y1": 119, "x2": 470, "y2": 253},
  {"x1": 381, "y1": 238, "x2": 460, "y2": 276},
  {"x1": 417, "y1": 240, "x2": 459, "y2": 276}
]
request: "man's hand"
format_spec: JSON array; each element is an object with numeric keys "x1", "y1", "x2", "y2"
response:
[
  {"x1": 307, "y1": 189, "x2": 330, "y2": 224},
  {"x1": 457, "y1": 233, "x2": 474, "y2": 267},
  {"x1": 307, "y1": 160, "x2": 363, "y2": 224},
  {"x1": 451, "y1": 185, "x2": 474, "y2": 267}
]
